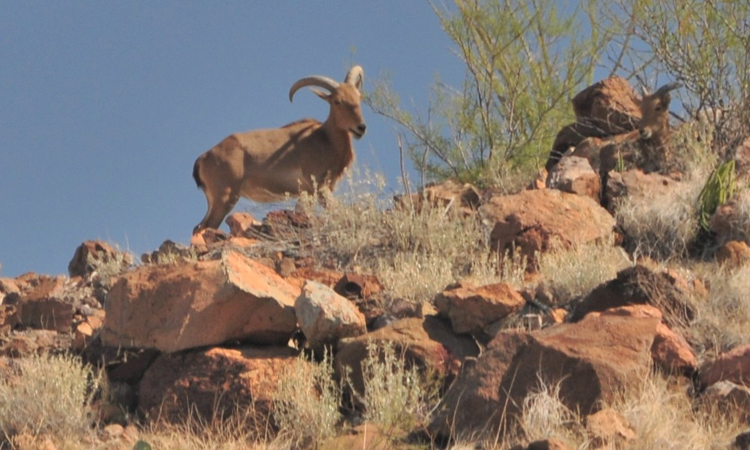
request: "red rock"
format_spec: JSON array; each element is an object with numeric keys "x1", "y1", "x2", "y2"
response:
[
  {"x1": 716, "y1": 240, "x2": 750, "y2": 267},
  {"x1": 102, "y1": 251, "x2": 298, "y2": 352},
  {"x1": 652, "y1": 322, "x2": 697, "y2": 375},
  {"x1": 72, "y1": 321, "x2": 95, "y2": 351},
  {"x1": 286, "y1": 266, "x2": 344, "y2": 289},
  {"x1": 604, "y1": 169, "x2": 681, "y2": 212},
  {"x1": 700, "y1": 344, "x2": 750, "y2": 388},
  {"x1": 700, "y1": 381, "x2": 750, "y2": 424},
  {"x1": 571, "y1": 77, "x2": 642, "y2": 132},
  {"x1": 710, "y1": 201, "x2": 744, "y2": 246},
  {"x1": 0, "y1": 329, "x2": 72, "y2": 357},
  {"x1": 12, "y1": 275, "x2": 73, "y2": 333},
  {"x1": 570, "y1": 265, "x2": 695, "y2": 328},
  {"x1": 335, "y1": 316, "x2": 479, "y2": 398},
  {"x1": 0, "y1": 278, "x2": 20, "y2": 302},
  {"x1": 586, "y1": 408, "x2": 636, "y2": 448},
  {"x1": 68, "y1": 240, "x2": 132, "y2": 279},
  {"x1": 190, "y1": 228, "x2": 228, "y2": 249},
  {"x1": 225, "y1": 212, "x2": 261, "y2": 237},
  {"x1": 434, "y1": 282, "x2": 525, "y2": 335},
  {"x1": 594, "y1": 305, "x2": 697, "y2": 375},
  {"x1": 295, "y1": 280, "x2": 366, "y2": 352},
  {"x1": 481, "y1": 189, "x2": 615, "y2": 270},
  {"x1": 0, "y1": 305, "x2": 18, "y2": 334},
  {"x1": 138, "y1": 346, "x2": 300, "y2": 424},
  {"x1": 334, "y1": 272, "x2": 384, "y2": 300},
  {"x1": 546, "y1": 156, "x2": 601, "y2": 200},
  {"x1": 429, "y1": 312, "x2": 658, "y2": 439}
]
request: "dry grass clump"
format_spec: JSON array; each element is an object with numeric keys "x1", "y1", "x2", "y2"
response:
[
  {"x1": 273, "y1": 351, "x2": 342, "y2": 448},
  {"x1": 0, "y1": 353, "x2": 100, "y2": 446},
  {"x1": 613, "y1": 374, "x2": 741, "y2": 450},
  {"x1": 357, "y1": 340, "x2": 440, "y2": 433},
  {"x1": 297, "y1": 170, "x2": 521, "y2": 304},
  {"x1": 537, "y1": 240, "x2": 630, "y2": 304},
  {"x1": 615, "y1": 168, "x2": 707, "y2": 261},
  {"x1": 136, "y1": 400, "x2": 280, "y2": 450},
  {"x1": 519, "y1": 382, "x2": 586, "y2": 447},
  {"x1": 689, "y1": 263, "x2": 750, "y2": 355}
]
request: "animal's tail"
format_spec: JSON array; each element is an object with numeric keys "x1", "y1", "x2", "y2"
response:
[{"x1": 193, "y1": 158, "x2": 204, "y2": 189}]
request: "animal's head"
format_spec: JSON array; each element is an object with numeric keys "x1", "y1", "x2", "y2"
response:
[
  {"x1": 639, "y1": 82, "x2": 682, "y2": 141},
  {"x1": 289, "y1": 65, "x2": 366, "y2": 139}
]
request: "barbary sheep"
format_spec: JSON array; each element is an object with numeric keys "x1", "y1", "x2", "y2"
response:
[
  {"x1": 192, "y1": 65, "x2": 366, "y2": 234},
  {"x1": 546, "y1": 81, "x2": 682, "y2": 172}
]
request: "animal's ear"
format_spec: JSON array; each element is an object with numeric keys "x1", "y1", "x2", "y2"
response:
[{"x1": 311, "y1": 88, "x2": 331, "y2": 102}]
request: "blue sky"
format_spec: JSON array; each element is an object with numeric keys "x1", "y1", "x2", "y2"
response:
[{"x1": 0, "y1": 2, "x2": 464, "y2": 277}]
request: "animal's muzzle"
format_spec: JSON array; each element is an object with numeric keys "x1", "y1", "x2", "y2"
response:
[{"x1": 352, "y1": 123, "x2": 367, "y2": 138}]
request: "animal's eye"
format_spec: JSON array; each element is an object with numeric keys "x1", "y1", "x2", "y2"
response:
[
  {"x1": 654, "y1": 105, "x2": 663, "y2": 112},
  {"x1": 333, "y1": 99, "x2": 342, "y2": 105}
]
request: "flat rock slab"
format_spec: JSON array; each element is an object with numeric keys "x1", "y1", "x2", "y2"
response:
[{"x1": 102, "y1": 251, "x2": 298, "y2": 352}]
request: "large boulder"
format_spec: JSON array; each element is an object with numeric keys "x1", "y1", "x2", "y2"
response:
[
  {"x1": 102, "y1": 251, "x2": 298, "y2": 352},
  {"x1": 335, "y1": 316, "x2": 479, "y2": 398},
  {"x1": 571, "y1": 77, "x2": 642, "y2": 132},
  {"x1": 138, "y1": 346, "x2": 300, "y2": 423},
  {"x1": 295, "y1": 280, "x2": 366, "y2": 352},
  {"x1": 434, "y1": 282, "x2": 525, "y2": 335},
  {"x1": 480, "y1": 189, "x2": 615, "y2": 269},
  {"x1": 429, "y1": 312, "x2": 658, "y2": 439},
  {"x1": 593, "y1": 305, "x2": 696, "y2": 375}
]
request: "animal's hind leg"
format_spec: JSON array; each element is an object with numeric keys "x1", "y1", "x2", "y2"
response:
[{"x1": 193, "y1": 185, "x2": 241, "y2": 234}]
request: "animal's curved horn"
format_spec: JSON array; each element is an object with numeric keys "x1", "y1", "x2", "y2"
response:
[
  {"x1": 654, "y1": 82, "x2": 683, "y2": 97},
  {"x1": 344, "y1": 65, "x2": 364, "y2": 90},
  {"x1": 289, "y1": 76, "x2": 340, "y2": 102}
]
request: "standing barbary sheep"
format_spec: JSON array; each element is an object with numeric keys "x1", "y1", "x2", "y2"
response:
[{"x1": 192, "y1": 66, "x2": 366, "y2": 234}]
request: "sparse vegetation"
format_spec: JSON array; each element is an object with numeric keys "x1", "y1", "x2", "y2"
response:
[
  {"x1": 689, "y1": 263, "x2": 750, "y2": 355},
  {"x1": 358, "y1": 340, "x2": 439, "y2": 432},
  {"x1": 273, "y1": 351, "x2": 342, "y2": 448},
  {"x1": 615, "y1": 169, "x2": 706, "y2": 261},
  {"x1": 0, "y1": 353, "x2": 100, "y2": 445},
  {"x1": 537, "y1": 240, "x2": 630, "y2": 304}
]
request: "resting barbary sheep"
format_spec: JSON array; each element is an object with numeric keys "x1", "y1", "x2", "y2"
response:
[
  {"x1": 545, "y1": 81, "x2": 682, "y2": 171},
  {"x1": 192, "y1": 65, "x2": 366, "y2": 233}
]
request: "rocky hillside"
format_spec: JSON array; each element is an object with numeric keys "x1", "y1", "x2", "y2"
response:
[{"x1": 1, "y1": 78, "x2": 750, "y2": 450}]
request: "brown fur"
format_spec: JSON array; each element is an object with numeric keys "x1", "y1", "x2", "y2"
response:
[{"x1": 192, "y1": 66, "x2": 366, "y2": 233}]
